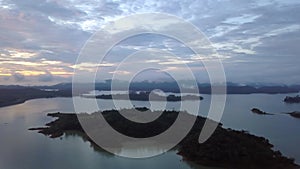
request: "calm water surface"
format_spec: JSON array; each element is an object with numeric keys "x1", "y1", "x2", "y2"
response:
[{"x1": 0, "y1": 93, "x2": 300, "y2": 169}]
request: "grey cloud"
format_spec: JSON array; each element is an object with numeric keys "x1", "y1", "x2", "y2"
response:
[
  {"x1": 10, "y1": 0, "x2": 86, "y2": 19},
  {"x1": 0, "y1": 7, "x2": 90, "y2": 64},
  {"x1": 0, "y1": 0, "x2": 300, "y2": 84},
  {"x1": 222, "y1": 60, "x2": 300, "y2": 85}
]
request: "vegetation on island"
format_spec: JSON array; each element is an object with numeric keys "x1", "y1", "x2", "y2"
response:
[
  {"x1": 284, "y1": 95, "x2": 300, "y2": 103},
  {"x1": 287, "y1": 112, "x2": 300, "y2": 119},
  {"x1": 251, "y1": 108, "x2": 274, "y2": 115},
  {"x1": 29, "y1": 108, "x2": 299, "y2": 169},
  {"x1": 82, "y1": 91, "x2": 203, "y2": 101},
  {"x1": 250, "y1": 108, "x2": 300, "y2": 119}
]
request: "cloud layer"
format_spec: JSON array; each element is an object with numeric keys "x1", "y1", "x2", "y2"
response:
[{"x1": 0, "y1": 0, "x2": 300, "y2": 85}]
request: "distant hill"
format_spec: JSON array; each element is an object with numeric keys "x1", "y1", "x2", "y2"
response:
[
  {"x1": 0, "y1": 82, "x2": 299, "y2": 108},
  {"x1": 34, "y1": 81, "x2": 300, "y2": 94},
  {"x1": 0, "y1": 86, "x2": 73, "y2": 107},
  {"x1": 0, "y1": 85, "x2": 27, "y2": 89},
  {"x1": 290, "y1": 85, "x2": 300, "y2": 91}
]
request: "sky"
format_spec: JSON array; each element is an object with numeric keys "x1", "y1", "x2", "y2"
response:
[{"x1": 0, "y1": 0, "x2": 300, "y2": 85}]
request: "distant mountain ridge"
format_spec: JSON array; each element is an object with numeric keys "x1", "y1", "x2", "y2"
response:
[
  {"x1": 34, "y1": 81, "x2": 300, "y2": 94},
  {"x1": 0, "y1": 82, "x2": 299, "y2": 108}
]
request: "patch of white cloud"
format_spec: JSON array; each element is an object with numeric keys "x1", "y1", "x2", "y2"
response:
[
  {"x1": 48, "y1": 16, "x2": 103, "y2": 32},
  {"x1": 109, "y1": 70, "x2": 130, "y2": 75},
  {"x1": 222, "y1": 14, "x2": 262, "y2": 25},
  {"x1": 190, "y1": 54, "x2": 231, "y2": 61},
  {"x1": 145, "y1": 59, "x2": 161, "y2": 63},
  {"x1": 256, "y1": 0, "x2": 300, "y2": 7},
  {"x1": 265, "y1": 25, "x2": 300, "y2": 37},
  {"x1": 159, "y1": 58, "x2": 194, "y2": 65},
  {"x1": 0, "y1": 1, "x2": 16, "y2": 9},
  {"x1": 209, "y1": 25, "x2": 240, "y2": 38},
  {"x1": 72, "y1": 62, "x2": 115, "y2": 71},
  {"x1": 216, "y1": 24, "x2": 300, "y2": 55}
]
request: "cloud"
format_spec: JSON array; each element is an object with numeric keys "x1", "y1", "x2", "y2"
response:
[
  {"x1": 222, "y1": 14, "x2": 262, "y2": 25},
  {"x1": 109, "y1": 70, "x2": 131, "y2": 75},
  {"x1": 159, "y1": 58, "x2": 194, "y2": 65},
  {"x1": 0, "y1": 0, "x2": 300, "y2": 84}
]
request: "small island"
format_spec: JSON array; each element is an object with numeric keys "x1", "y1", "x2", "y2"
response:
[
  {"x1": 251, "y1": 108, "x2": 273, "y2": 115},
  {"x1": 82, "y1": 91, "x2": 203, "y2": 102},
  {"x1": 286, "y1": 111, "x2": 300, "y2": 119},
  {"x1": 284, "y1": 95, "x2": 300, "y2": 103},
  {"x1": 29, "y1": 108, "x2": 298, "y2": 169},
  {"x1": 250, "y1": 109, "x2": 300, "y2": 119}
]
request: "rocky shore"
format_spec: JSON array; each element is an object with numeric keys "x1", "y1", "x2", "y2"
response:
[{"x1": 29, "y1": 108, "x2": 299, "y2": 169}]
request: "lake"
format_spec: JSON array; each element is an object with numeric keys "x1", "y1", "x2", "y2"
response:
[{"x1": 0, "y1": 93, "x2": 300, "y2": 169}]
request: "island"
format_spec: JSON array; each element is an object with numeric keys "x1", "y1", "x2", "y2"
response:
[
  {"x1": 82, "y1": 91, "x2": 203, "y2": 102},
  {"x1": 286, "y1": 111, "x2": 300, "y2": 119},
  {"x1": 29, "y1": 108, "x2": 299, "y2": 169},
  {"x1": 250, "y1": 109, "x2": 300, "y2": 119},
  {"x1": 251, "y1": 108, "x2": 273, "y2": 115},
  {"x1": 284, "y1": 95, "x2": 300, "y2": 103}
]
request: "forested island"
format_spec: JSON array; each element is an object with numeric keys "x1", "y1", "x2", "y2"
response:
[
  {"x1": 250, "y1": 108, "x2": 300, "y2": 119},
  {"x1": 82, "y1": 91, "x2": 203, "y2": 101},
  {"x1": 287, "y1": 112, "x2": 300, "y2": 119},
  {"x1": 29, "y1": 108, "x2": 299, "y2": 169},
  {"x1": 251, "y1": 108, "x2": 273, "y2": 115},
  {"x1": 284, "y1": 95, "x2": 300, "y2": 103}
]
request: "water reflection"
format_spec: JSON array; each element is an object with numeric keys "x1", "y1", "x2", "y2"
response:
[{"x1": 63, "y1": 131, "x2": 221, "y2": 169}]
